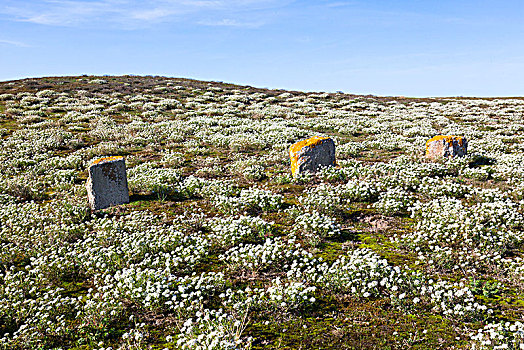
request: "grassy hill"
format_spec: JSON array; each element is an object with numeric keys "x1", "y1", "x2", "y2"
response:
[{"x1": 0, "y1": 75, "x2": 523, "y2": 349}]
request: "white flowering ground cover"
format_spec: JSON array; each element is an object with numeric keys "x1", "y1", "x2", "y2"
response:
[{"x1": 1, "y1": 76, "x2": 524, "y2": 349}]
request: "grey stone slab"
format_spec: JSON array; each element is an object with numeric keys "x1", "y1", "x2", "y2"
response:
[
  {"x1": 426, "y1": 135, "x2": 467, "y2": 160},
  {"x1": 86, "y1": 156, "x2": 129, "y2": 210},
  {"x1": 290, "y1": 136, "x2": 336, "y2": 177}
]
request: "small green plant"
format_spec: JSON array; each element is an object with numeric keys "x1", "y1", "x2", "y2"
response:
[{"x1": 469, "y1": 279, "x2": 502, "y2": 298}]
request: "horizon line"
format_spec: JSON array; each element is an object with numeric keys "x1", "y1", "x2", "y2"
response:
[{"x1": 1, "y1": 73, "x2": 523, "y2": 100}]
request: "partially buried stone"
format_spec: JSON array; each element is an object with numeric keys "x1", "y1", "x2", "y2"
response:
[
  {"x1": 426, "y1": 135, "x2": 467, "y2": 160},
  {"x1": 86, "y1": 156, "x2": 129, "y2": 210},
  {"x1": 289, "y1": 136, "x2": 336, "y2": 177}
]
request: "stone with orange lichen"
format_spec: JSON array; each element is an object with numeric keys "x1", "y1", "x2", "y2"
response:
[
  {"x1": 86, "y1": 156, "x2": 129, "y2": 210},
  {"x1": 426, "y1": 135, "x2": 467, "y2": 160},
  {"x1": 289, "y1": 136, "x2": 336, "y2": 177},
  {"x1": 91, "y1": 155, "x2": 124, "y2": 165}
]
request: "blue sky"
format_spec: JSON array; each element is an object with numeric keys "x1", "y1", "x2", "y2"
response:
[{"x1": 0, "y1": 0, "x2": 523, "y2": 96}]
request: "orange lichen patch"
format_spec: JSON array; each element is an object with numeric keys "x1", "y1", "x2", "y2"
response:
[
  {"x1": 92, "y1": 156, "x2": 124, "y2": 165},
  {"x1": 290, "y1": 136, "x2": 330, "y2": 155},
  {"x1": 290, "y1": 136, "x2": 330, "y2": 176},
  {"x1": 425, "y1": 135, "x2": 465, "y2": 154}
]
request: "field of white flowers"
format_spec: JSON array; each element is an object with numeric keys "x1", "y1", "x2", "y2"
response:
[{"x1": 0, "y1": 76, "x2": 524, "y2": 349}]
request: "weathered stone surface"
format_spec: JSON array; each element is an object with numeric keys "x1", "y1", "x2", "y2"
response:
[
  {"x1": 86, "y1": 156, "x2": 129, "y2": 210},
  {"x1": 426, "y1": 135, "x2": 467, "y2": 160},
  {"x1": 289, "y1": 136, "x2": 336, "y2": 177}
]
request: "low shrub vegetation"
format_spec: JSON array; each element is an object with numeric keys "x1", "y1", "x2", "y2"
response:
[{"x1": 0, "y1": 76, "x2": 524, "y2": 349}]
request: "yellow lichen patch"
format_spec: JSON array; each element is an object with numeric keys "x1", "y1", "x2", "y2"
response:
[
  {"x1": 289, "y1": 136, "x2": 330, "y2": 176},
  {"x1": 425, "y1": 135, "x2": 465, "y2": 155},
  {"x1": 92, "y1": 156, "x2": 124, "y2": 165}
]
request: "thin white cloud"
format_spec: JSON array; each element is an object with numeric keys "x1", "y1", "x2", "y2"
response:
[
  {"x1": 128, "y1": 8, "x2": 178, "y2": 21},
  {"x1": 0, "y1": 39, "x2": 30, "y2": 47},
  {"x1": 3, "y1": 0, "x2": 121, "y2": 26},
  {"x1": 198, "y1": 18, "x2": 264, "y2": 27},
  {"x1": 0, "y1": 0, "x2": 287, "y2": 27},
  {"x1": 325, "y1": 1, "x2": 354, "y2": 8}
]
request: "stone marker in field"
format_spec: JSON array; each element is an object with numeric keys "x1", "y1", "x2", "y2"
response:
[
  {"x1": 426, "y1": 135, "x2": 467, "y2": 160},
  {"x1": 86, "y1": 156, "x2": 129, "y2": 210},
  {"x1": 290, "y1": 136, "x2": 336, "y2": 177}
]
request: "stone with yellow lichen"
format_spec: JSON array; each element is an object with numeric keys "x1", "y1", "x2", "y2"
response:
[
  {"x1": 426, "y1": 135, "x2": 467, "y2": 160},
  {"x1": 289, "y1": 136, "x2": 336, "y2": 177},
  {"x1": 86, "y1": 156, "x2": 129, "y2": 210}
]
